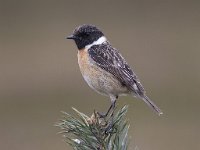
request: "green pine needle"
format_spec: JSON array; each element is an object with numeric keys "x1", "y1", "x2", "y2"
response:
[{"x1": 56, "y1": 105, "x2": 130, "y2": 150}]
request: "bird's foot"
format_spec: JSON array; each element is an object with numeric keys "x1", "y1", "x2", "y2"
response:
[{"x1": 97, "y1": 111, "x2": 107, "y2": 118}]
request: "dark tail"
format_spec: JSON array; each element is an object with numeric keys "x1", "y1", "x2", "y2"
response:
[{"x1": 141, "y1": 95, "x2": 163, "y2": 116}]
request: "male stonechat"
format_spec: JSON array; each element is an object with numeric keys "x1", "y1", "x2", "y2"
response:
[{"x1": 66, "y1": 24, "x2": 163, "y2": 116}]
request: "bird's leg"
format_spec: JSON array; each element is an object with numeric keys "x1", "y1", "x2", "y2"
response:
[
  {"x1": 97, "y1": 95, "x2": 118, "y2": 134},
  {"x1": 97, "y1": 95, "x2": 117, "y2": 118},
  {"x1": 105, "y1": 98, "x2": 117, "y2": 133},
  {"x1": 109, "y1": 100, "x2": 116, "y2": 117},
  {"x1": 97, "y1": 102, "x2": 114, "y2": 118}
]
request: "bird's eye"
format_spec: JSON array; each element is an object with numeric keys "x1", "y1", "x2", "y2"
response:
[
  {"x1": 82, "y1": 33, "x2": 89, "y2": 38},
  {"x1": 85, "y1": 33, "x2": 89, "y2": 37}
]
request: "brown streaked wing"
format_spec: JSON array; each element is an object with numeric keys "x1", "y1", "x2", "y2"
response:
[{"x1": 88, "y1": 43, "x2": 145, "y2": 96}]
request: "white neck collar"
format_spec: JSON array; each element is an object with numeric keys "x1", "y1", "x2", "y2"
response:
[{"x1": 85, "y1": 36, "x2": 107, "y2": 49}]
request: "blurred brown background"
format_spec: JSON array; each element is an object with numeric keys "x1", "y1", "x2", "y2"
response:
[{"x1": 0, "y1": 0, "x2": 200, "y2": 150}]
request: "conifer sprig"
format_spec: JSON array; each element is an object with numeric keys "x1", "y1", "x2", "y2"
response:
[{"x1": 56, "y1": 105, "x2": 130, "y2": 150}]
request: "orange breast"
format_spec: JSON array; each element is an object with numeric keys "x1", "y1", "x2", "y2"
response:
[
  {"x1": 77, "y1": 48, "x2": 129, "y2": 96},
  {"x1": 77, "y1": 48, "x2": 90, "y2": 75}
]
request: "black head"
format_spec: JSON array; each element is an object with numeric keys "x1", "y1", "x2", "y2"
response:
[{"x1": 67, "y1": 24, "x2": 104, "y2": 50}]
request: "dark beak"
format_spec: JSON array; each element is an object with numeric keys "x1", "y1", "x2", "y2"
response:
[{"x1": 66, "y1": 34, "x2": 76, "y2": 40}]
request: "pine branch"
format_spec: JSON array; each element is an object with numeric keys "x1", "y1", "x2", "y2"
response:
[{"x1": 56, "y1": 105, "x2": 130, "y2": 150}]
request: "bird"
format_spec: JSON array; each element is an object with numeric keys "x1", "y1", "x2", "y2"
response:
[{"x1": 66, "y1": 24, "x2": 163, "y2": 116}]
